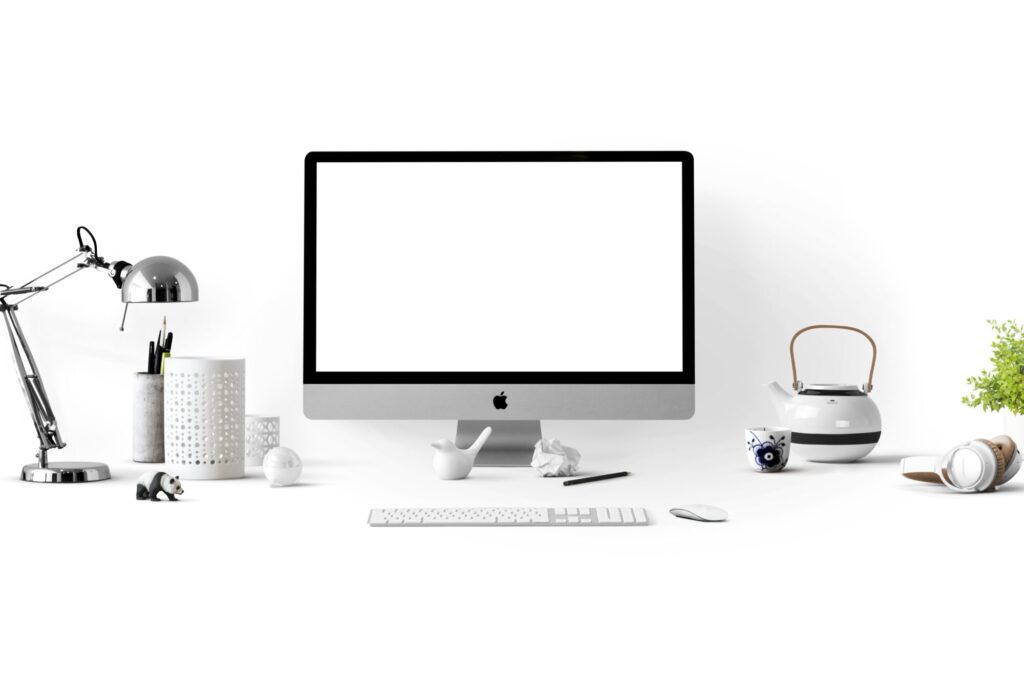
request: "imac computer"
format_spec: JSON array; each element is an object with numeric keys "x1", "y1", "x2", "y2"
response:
[{"x1": 304, "y1": 151, "x2": 694, "y2": 465}]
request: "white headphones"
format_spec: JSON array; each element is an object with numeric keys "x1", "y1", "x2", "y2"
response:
[{"x1": 901, "y1": 436, "x2": 1021, "y2": 493}]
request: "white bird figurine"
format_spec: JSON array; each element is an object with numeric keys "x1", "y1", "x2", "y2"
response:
[{"x1": 431, "y1": 426, "x2": 492, "y2": 480}]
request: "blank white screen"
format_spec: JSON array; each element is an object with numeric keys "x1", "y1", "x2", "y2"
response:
[{"x1": 315, "y1": 161, "x2": 684, "y2": 372}]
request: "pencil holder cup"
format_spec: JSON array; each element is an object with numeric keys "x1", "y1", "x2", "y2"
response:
[
  {"x1": 132, "y1": 373, "x2": 165, "y2": 463},
  {"x1": 245, "y1": 415, "x2": 280, "y2": 467},
  {"x1": 164, "y1": 357, "x2": 246, "y2": 480}
]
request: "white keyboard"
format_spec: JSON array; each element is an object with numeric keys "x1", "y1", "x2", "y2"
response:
[{"x1": 368, "y1": 507, "x2": 649, "y2": 527}]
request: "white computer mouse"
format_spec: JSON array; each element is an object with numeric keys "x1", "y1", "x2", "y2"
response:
[{"x1": 670, "y1": 505, "x2": 728, "y2": 522}]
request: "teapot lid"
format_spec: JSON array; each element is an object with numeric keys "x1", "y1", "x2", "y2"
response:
[{"x1": 800, "y1": 383, "x2": 866, "y2": 396}]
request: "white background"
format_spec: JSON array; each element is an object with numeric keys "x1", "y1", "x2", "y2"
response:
[
  {"x1": 2, "y1": 2, "x2": 1024, "y2": 681},
  {"x1": 316, "y1": 161, "x2": 684, "y2": 372}
]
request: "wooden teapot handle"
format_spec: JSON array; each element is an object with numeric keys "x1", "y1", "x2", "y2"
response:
[{"x1": 789, "y1": 325, "x2": 877, "y2": 393}]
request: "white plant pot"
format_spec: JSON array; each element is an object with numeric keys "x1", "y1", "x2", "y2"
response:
[{"x1": 1004, "y1": 412, "x2": 1024, "y2": 447}]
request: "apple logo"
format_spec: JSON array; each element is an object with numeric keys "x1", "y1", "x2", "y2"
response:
[{"x1": 493, "y1": 391, "x2": 508, "y2": 410}]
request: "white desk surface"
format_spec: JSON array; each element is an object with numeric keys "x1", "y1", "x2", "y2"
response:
[{"x1": 1, "y1": 422, "x2": 1018, "y2": 682}]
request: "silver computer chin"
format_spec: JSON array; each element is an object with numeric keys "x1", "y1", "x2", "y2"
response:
[{"x1": 304, "y1": 151, "x2": 695, "y2": 465}]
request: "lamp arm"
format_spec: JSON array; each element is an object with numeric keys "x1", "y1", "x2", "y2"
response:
[
  {"x1": 0, "y1": 242, "x2": 137, "y2": 467},
  {"x1": 17, "y1": 249, "x2": 88, "y2": 289},
  {"x1": 0, "y1": 250, "x2": 87, "y2": 306},
  {"x1": 0, "y1": 301, "x2": 65, "y2": 469},
  {"x1": 0, "y1": 235, "x2": 120, "y2": 467},
  {"x1": 0, "y1": 247, "x2": 130, "y2": 308}
]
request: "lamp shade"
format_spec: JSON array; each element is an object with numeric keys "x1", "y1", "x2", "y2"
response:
[{"x1": 121, "y1": 256, "x2": 199, "y2": 303}]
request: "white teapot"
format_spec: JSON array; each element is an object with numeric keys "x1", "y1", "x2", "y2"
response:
[{"x1": 766, "y1": 325, "x2": 881, "y2": 463}]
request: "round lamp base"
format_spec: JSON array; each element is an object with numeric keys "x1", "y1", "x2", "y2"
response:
[{"x1": 22, "y1": 461, "x2": 111, "y2": 483}]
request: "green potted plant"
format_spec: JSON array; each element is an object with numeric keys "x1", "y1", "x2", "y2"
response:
[{"x1": 963, "y1": 320, "x2": 1024, "y2": 443}]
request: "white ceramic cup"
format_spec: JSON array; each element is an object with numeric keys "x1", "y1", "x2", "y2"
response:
[{"x1": 745, "y1": 427, "x2": 791, "y2": 472}]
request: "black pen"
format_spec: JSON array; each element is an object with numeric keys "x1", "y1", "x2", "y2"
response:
[
  {"x1": 563, "y1": 471, "x2": 630, "y2": 486},
  {"x1": 147, "y1": 341, "x2": 155, "y2": 374}
]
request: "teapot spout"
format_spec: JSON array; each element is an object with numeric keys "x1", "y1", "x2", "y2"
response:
[{"x1": 765, "y1": 381, "x2": 792, "y2": 419}]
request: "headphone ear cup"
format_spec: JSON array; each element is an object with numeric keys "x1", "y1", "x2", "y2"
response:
[
  {"x1": 975, "y1": 439, "x2": 1006, "y2": 492},
  {"x1": 989, "y1": 435, "x2": 1020, "y2": 485},
  {"x1": 900, "y1": 456, "x2": 944, "y2": 484}
]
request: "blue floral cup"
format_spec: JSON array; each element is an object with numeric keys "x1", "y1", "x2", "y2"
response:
[{"x1": 745, "y1": 427, "x2": 791, "y2": 473}]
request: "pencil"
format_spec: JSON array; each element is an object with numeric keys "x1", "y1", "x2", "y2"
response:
[{"x1": 563, "y1": 471, "x2": 630, "y2": 486}]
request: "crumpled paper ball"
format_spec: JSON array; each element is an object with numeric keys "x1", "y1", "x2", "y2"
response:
[{"x1": 531, "y1": 438, "x2": 582, "y2": 477}]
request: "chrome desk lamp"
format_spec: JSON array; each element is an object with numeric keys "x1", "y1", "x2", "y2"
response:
[{"x1": 0, "y1": 226, "x2": 198, "y2": 483}]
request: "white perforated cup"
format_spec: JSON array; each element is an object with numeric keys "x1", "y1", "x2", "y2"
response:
[
  {"x1": 164, "y1": 357, "x2": 246, "y2": 480},
  {"x1": 245, "y1": 415, "x2": 280, "y2": 467}
]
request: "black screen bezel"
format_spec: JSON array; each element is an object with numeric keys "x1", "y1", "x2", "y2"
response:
[{"x1": 303, "y1": 151, "x2": 694, "y2": 385}]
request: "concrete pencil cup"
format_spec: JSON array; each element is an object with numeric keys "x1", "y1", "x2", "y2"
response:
[
  {"x1": 164, "y1": 357, "x2": 246, "y2": 480},
  {"x1": 133, "y1": 373, "x2": 165, "y2": 463}
]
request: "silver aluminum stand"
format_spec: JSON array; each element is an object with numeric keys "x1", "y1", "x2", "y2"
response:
[{"x1": 456, "y1": 420, "x2": 542, "y2": 467}]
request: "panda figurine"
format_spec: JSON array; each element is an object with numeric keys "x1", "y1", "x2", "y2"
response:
[{"x1": 136, "y1": 471, "x2": 184, "y2": 501}]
